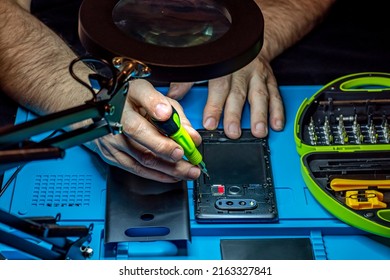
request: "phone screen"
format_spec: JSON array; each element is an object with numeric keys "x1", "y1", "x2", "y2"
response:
[{"x1": 203, "y1": 142, "x2": 266, "y2": 184}]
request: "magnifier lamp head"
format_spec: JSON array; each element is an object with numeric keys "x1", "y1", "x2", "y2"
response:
[{"x1": 79, "y1": 0, "x2": 264, "y2": 83}]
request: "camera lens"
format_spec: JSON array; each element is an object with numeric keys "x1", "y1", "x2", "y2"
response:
[{"x1": 228, "y1": 185, "x2": 241, "y2": 195}]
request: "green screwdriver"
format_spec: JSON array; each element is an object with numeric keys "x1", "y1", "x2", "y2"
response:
[{"x1": 152, "y1": 106, "x2": 209, "y2": 178}]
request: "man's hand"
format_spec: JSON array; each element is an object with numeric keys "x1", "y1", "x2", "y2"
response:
[
  {"x1": 85, "y1": 79, "x2": 202, "y2": 183},
  {"x1": 167, "y1": 55, "x2": 285, "y2": 139}
]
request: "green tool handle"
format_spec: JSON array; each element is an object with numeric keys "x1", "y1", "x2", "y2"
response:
[{"x1": 152, "y1": 106, "x2": 203, "y2": 166}]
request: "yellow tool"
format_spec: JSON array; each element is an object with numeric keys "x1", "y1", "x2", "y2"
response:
[
  {"x1": 345, "y1": 190, "x2": 387, "y2": 210},
  {"x1": 152, "y1": 106, "x2": 209, "y2": 178},
  {"x1": 330, "y1": 178, "x2": 390, "y2": 192}
]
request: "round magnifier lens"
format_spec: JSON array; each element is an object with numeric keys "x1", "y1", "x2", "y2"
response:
[{"x1": 112, "y1": 0, "x2": 231, "y2": 48}]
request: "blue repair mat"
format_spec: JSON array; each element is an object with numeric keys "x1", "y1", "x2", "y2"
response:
[{"x1": 2, "y1": 85, "x2": 390, "y2": 260}]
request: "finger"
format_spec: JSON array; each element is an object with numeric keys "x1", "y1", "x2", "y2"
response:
[
  {"x1": 126, "y1": 79, "x2": 202, "y2": 160},
  {"x1": 222, "y1": 71, "x2": 249, "y2": 139},
  {"x1": 124, "y1": 80, "x2": 185, "y2": 162},
  {"x1": 247, "y1": 73, "x2": 270, "y2": 138},
  {"x1": 122, "y1": 134, "x2": 202, "y2": 181},
  {"x1": 203, "y1": 75, "x2": 231, "y2": 130},
  {"x1": 97, "y1": 134, "x2": 201, "y2": 181},
  {"x1": 266, "y1": 74, "x2": 285, "y2": 132},
  {"x1": 128, "y1": 79, "x2": 173, "y2": 121},
  {"x1": 121, "y1": 106, "x2": 184, "y2": 163},
  {"x1": 167, "y1": 82, "x2": 194, "y2": 100},
  {"x1": 95, "y1": 137, "x2": 179, "y2": 182},
  {"x1": 127, "y1": 82, "x2": 202, "y2": 162}
]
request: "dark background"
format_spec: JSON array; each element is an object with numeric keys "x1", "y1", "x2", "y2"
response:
[{"x1": 1, "y1": 0, "x2": 389, "y2": 125}]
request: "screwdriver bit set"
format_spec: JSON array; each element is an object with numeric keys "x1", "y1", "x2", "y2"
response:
[
  {"x1": 294, "y1": 72, "x2": 390, "y2": 237},
  {"x1": 302, "y1": 99, "x2": 390, "y2": 146}
]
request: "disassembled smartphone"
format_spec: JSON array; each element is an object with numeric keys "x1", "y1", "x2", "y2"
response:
[{"x1": 193, "y1": 129, "x2": 278, "y2": 223}]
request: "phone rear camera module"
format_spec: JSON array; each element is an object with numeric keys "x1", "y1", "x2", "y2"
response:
[{"x1": 215, "y1": 198, "x2": 257, "y2": 210}]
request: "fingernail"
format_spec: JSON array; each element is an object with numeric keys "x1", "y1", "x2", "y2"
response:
[
  {"x1": 275, "y1": 120, "x2": 284, "y2": 130},
  {"x1": 188, "y1": 166, "x2": 201, "y2": 179},
  {"x1": 204, "y1": 117, "x2": 217, "y2": 129},
  {"x1": 155, "y1": 103, "x2": 171, "y2": 119},
  {"x1": 228, "y1": 123, "x2": 240, "y2": 136},
  {"x1": 255, "y1": 122, "x2": 267, "y2": 135},
  {"x1": 171, "y1": 148, "x2": 183, "y2": 162}
]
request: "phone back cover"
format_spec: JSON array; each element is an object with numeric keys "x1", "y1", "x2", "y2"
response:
[{"x1": 105, "y1": 166, "x2": 191, "y2": 243}]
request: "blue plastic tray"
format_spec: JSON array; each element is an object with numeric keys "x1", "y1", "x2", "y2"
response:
[{"x1": 2, "y1": 85, "x2": 390, "y2": 260}]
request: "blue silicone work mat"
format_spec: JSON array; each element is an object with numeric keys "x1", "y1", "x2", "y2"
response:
[{"x1": 1, "y1": 85, "x2": 390, "y2": 260}]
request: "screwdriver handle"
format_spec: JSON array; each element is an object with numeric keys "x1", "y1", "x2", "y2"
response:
[{"x1": 152, "y1": 106, "x2": 203, "y2": 166}]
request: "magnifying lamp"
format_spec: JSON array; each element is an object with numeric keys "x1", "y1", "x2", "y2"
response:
[{"x1": 78, "y1": 0, "x2": 264, "y2": 83}]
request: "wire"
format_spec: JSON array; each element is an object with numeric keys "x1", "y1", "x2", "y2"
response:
[
  {"x1": 68, "y1": 57, "x2": 96, "y2": 97},
  {"x1": 68, "y1": 56, "x2": 118, "y2": 97},
  {"x1": 0, "y1": 164, "x2": 24, "y2": 197}
]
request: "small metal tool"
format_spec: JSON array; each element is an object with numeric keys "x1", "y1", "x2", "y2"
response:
[
  {"x1": 337, "y1": 114, "x2": 348, "y2": 144},
  {"x1": 352, "y1": 114, "x2": 363, "y2": 144},
  {"x1": 308, "y1": 117, "x2": 318, "y2": 145},
  {"x1": 323, "y1": 116, "x2": 333, "y2": 145}
]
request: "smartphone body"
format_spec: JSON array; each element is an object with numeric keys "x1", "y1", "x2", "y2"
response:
[{"x1": 193, "y1": 129, "x2": 278, "y2": 223}]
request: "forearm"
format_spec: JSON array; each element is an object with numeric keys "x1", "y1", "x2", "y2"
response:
[
  {"x1": 256, "y1": 0, "x2": 335, "y2": 61},
  {"x1": 0, "y1": 0, "x2": 90, "y2": 115}
]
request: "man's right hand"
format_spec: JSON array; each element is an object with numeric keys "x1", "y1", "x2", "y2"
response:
[{"x1": 84, "y1": 79, "x2": 203, "y2": 182}]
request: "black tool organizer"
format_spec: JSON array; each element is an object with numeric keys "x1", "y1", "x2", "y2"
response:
[{"x1": 294, "y1": 72, "x2": 390, "y2": 237}]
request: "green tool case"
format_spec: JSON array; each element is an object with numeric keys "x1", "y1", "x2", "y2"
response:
[{"x1": 294, "y1": 72, "x2": 390, "y2": 237}]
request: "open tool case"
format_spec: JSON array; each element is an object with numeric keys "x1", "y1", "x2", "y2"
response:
[{"x1": 294, "y1": 72, "x2": 390, "y2": 237}]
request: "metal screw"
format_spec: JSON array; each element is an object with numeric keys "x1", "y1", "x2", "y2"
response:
[
  {"x1": 104, "y1": 104, "x2": 115, "y2": 116},
  {"x1": 363, "y1": 212, "x2": 374, "y2": 218}
]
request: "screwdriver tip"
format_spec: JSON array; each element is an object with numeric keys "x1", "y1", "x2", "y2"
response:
[{"x1": 198, "y1": 161, "x2": 210, "y2": 179}]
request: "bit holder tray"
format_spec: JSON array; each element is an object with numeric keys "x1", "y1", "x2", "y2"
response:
[{"x1": 294, "y1": 72, "x2": 390, "y2": 237}]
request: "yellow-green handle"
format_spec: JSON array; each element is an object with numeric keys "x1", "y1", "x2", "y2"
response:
[
  {"x1": 171, "y1": 125, "x2": 203, "y2": 165},
  {"x1": 152, "y1": 106, "x2": 203, "y2": 165}
]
